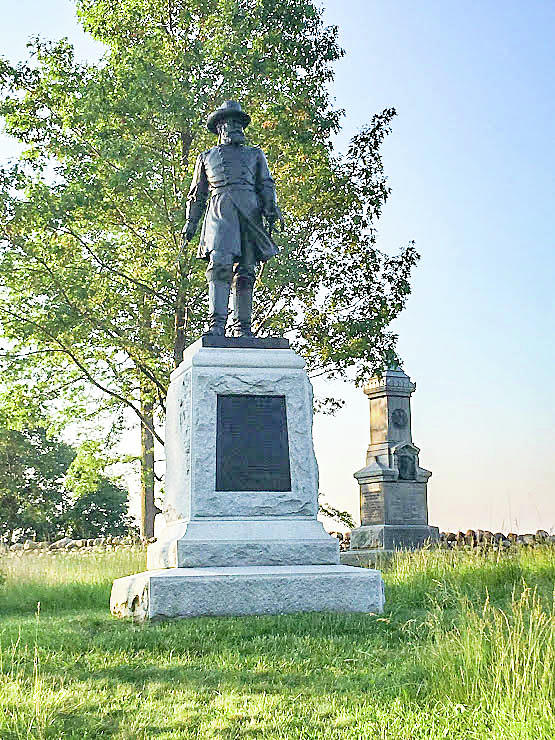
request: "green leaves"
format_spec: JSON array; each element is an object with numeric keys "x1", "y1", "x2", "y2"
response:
[
  {"x1": 64, "y1": 440, "x2": 113, "y2": 498},
  {"x1": 0, "y1": 0, "x2": 418, "y2": 448},
  {"x1": 0, "y1": 418, "x2": 130, "y2": 540},
  {"x1": 0, "y1": 423, "x2": 74, "y2": 541}
]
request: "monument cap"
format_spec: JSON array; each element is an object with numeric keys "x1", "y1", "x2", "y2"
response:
[
  {"x1": 207, "y1": 100, "x2": 251, "y2": 134},
  {"x1": 363, "y1": 367, "x2": 415, "y2": 399}
]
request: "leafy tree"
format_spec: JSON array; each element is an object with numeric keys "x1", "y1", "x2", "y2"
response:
[
  {"x1": 0, "y1": 416, "x2": 131, "y2": 541},
  {"x1": 0, "y1": 0, "x2": 418, "y2": 537},
  {"x1": 63, "y1": 483, "x2": 131, "y2": 539},
  {"x1": 62, "y1": 440, "x2": 131, "y2": 538},
  {"x1": 0, "y1": 420, "x2": 74, "y2": 541}
]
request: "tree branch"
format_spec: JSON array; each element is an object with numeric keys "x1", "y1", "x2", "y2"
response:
[
  {"x1": 17, "y1": 241, "x2": 170, "y2": 400},
  {"x1": 0, "y1": 306, "x2": 164, "y2": 446},
  {"x1": 59, "y1": 227, "x2": 173, "y2": 307}
]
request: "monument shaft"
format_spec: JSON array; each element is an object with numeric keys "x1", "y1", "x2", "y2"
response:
[{"x1": 111, "y1": 101, "x2": 385, "y2": 619}]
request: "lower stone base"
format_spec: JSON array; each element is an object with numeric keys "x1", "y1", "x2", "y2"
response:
[
  {"x1": 110, "y1": 565, "x2": 385, "y2": 621},
  {"x1": 350, "y1": 524, "x2": 440, "y2": 551},
  {"x1": 340, "y1": 550, "x2": 395, "y2": 567}
]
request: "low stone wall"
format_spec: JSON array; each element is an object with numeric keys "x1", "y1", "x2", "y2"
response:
[
  {"x1": 5, "y1": 529, "x2": 554, "y2": 557},
  {"x1": 330, "y1": 529, "x2": 555, "y2": 551},
  {"x1": 3, "y1": 535, "x2": 143, "y2": 554},
  {"x1": 437, "y1": 529, "x2": 555, "y2": 548}
]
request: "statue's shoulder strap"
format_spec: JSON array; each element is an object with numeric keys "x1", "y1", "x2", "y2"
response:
[
  {"x1": 246, "y1": 145, "x2": 265, "y2": 165},
  {"x1": 192, "y1": 149, "x2": 211, "y2": 167}
]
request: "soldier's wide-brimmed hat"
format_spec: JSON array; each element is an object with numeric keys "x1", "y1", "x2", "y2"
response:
[{"x1": 206, "y1": 100, "x2": 251, "y2": 134}]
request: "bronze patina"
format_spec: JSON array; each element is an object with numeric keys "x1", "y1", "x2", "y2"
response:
[{"x1": 183, "y1": 101, "x2": 283, "y2": 337}]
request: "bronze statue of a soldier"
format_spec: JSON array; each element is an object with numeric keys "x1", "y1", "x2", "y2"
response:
[{"x1": 182, "y1": 101, "x2": 283, "y2": 337}]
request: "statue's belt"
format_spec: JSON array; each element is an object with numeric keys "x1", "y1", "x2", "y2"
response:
[{"x1": 210, "y1": 184, "x2": 257, "y2": 195}]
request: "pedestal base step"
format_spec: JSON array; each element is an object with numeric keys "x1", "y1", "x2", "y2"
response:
[
  {"x1": 111, "y1": 565, "x2": 385, "y2": 621},
  {"x1": 350, "y1": 524, "x2": 439, "y2": 551},
  {"x1": 147, "y1": 539, "x2": 340, "y2": 569}
]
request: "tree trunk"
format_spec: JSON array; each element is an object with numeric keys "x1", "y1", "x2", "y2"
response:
[
  {"x1": 137, "y1": 293, "x2": 159, "y2": 539},
  {"x1": 140, "y1": 394, "x2": 156, "y2": 540},
  {"x1": 174, "y1": 285, "x2": 187, "y2": 367},
  {"x1": 174, "y1": 128, "x2": 194, "y2": 368}
]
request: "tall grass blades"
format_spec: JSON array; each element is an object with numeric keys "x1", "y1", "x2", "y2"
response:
[
  {"x1": 0, "y1": 606, "x2": 49, "y2": 739},
  {"x1": 0, "y1": 548, "x2": 145, "y2": 615},
  {"x1": 0, "y1": 545, "x2": 552, "y2": 738},
  {"x1": 420, "y1": 584, "x2": 554, "y2": 734}
]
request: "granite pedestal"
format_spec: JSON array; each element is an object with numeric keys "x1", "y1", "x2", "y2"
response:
[{"x1": 112, "y1": 337, "x2": 384, "y2": 620}]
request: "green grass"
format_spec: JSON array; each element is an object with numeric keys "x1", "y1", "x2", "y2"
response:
[{"x1": 0, "y1": 546, "x2": 553, "y2": 739}]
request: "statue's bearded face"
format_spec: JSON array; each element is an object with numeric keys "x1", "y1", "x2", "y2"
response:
[{"x1": 218, "y1": 117, "x2": 246, "y2": 146}]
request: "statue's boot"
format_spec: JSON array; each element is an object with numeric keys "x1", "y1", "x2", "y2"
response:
[
  {"x1": 231, "y1": 274, "x2": 254, "y2": 337},
  {"x1": 205, "y1": 264, "x2": 233, "y2": 336}
]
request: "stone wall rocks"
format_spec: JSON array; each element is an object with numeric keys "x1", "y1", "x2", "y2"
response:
[
  {"x1": 6, "y1": 535, "x2": 142, "y2": 554},
  {"x1": 436, "y1": 529, "x2": 554, "y2": 549},
  {"x1": 288, "y1": 527, "x2": 554, "y2": 553}
]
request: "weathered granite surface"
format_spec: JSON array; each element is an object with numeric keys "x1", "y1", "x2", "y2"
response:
[
  {"x1": 340, "y1": 550, "x2": 393, "y2": 567},
  {"x1": 111, "y1": 565, "x2": 385, "y2": 621},
  {"x1": 147, "y1": 342, "x2": 341, "y2": 571},
  {"x1": 350, "y1": 524, "x2": 440, "y2": 550},
  {"x1": 163, "y1": 341, "x2": 319, "y2": 522},
  {"x1": 147, "y1": 519, "x2": 339, "y2": 569}
]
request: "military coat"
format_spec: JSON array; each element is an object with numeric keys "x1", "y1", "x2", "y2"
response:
[{"x1": 185, "y1": 144, "x2": 279, "y2": 265}]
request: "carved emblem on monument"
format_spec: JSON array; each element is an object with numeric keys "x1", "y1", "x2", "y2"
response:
[
  {"x1": 391, "y1": 408, "x2": 408, "y2": 428},
  {"x1": 397, "y1": 452, "x2": 417, "y2": 481}
]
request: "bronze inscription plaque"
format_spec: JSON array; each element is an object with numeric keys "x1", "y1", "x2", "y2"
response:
[{"x1": 216, "y1": 394, "x2": 291, "y2": 492}]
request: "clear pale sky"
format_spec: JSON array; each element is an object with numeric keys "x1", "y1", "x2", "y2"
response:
[{"x1": 2, "y1": 1, "x2": 554, "y2": 533}]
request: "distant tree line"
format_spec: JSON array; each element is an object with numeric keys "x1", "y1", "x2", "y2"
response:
[{"x1": 0, "y1": 421, "x2": 131, "y2": 543}]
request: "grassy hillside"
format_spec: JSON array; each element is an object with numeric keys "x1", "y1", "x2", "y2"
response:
[{"x1": 0, "y1": 546, "x2": 553, "y2": 739}]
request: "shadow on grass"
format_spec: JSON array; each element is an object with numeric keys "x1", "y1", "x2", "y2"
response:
[
  {"x1": 0, "y1": 581, "x2": 109, "y2": 616},
  {"x1": 0, "y1": 608, "x2": 435, "y2": 739},
  {"x1": 1, "y1": 702, "x2": 127, "y2": 740}
]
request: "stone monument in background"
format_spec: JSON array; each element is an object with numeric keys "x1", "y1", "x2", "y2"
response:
[
  {"x1": 341, "y1": 366, "x2": 438, "y2": 566},
  {"x1": 110, "y1": 101, "x2": 384, "y2": 620}
]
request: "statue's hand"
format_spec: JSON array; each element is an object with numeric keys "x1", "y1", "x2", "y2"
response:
[
  {"x1": 266, "y1": 207, "x2": 285, "y2": 234},
  {"x1": 276, "y1": 206, "x2": 285, "y2": 233},
  {"x1": 182, "y1": 223, "x2": 196, "y2": 245}
]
